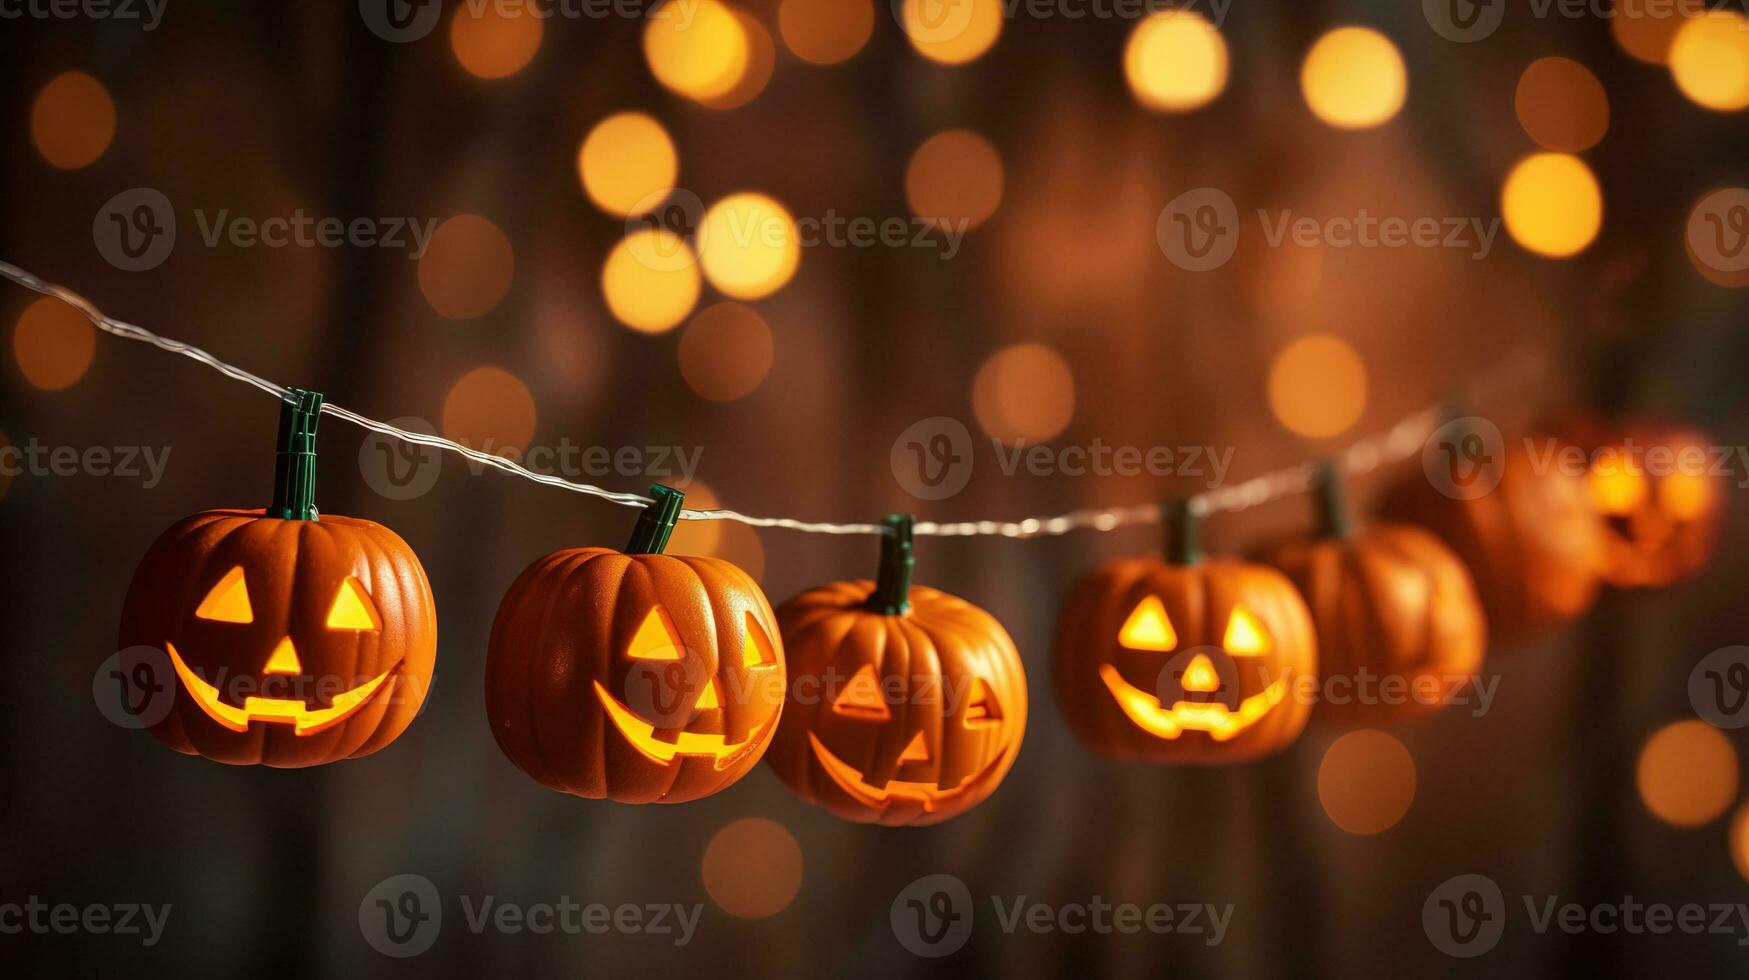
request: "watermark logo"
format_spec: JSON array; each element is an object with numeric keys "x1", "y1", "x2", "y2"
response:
[
  {"x1": 1692, "y1": 646, "x2": 1749, "y2": 729},
  {"x1": 894, "y1": 0, "x2": 977, "y2": 46},
  {"x1": 891, "y1": 417, "x2": 975, "y2": 501},
  {"x1": 360, "y1": 874, "x2": 443, "y2": 958},
  {"x1": 1423, "y1": 874, "x2": 1506, "y2": 957},
  {"x1": 1688, "y1": 188, "x2": 1749, "y2": 275},
  {"x1": 1158, "y1": 187, "x2": 1239, "y2": 272},
  {"x1": 1422, "y1": 416, "x2": 1505, "y2": 500},
  {"x1": 359, "y1": 0, "x2": 443, "y2": 42},
  {"x1": 0, "y1": 0, "x2": 168, "y2": 30},
  {"x1": 891, "y1": 874, "x2": 975, "y2": 957},
  {"x1": 92, "y1": 646, "x2": 176, "y2": 730},
  {"x1": 0, "y1": 440, "x2": 172, "y2": 488},
  {"x1": 359, "y1": 416, "x2": 444, "y2": 501},
  {"x1": 93, "y1": 188, "x2": 176, "y2": 272},
  {"x1": 1423, "y1": 0, "x2": 1505, "y2": 42},
  {"x1": 0, "y1": 897, "x2": 171, "y2": 946}
]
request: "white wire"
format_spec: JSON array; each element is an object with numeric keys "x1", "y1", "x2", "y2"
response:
[{"x1": 0, "y1": 259, "x2": 1522, "y2": 538}]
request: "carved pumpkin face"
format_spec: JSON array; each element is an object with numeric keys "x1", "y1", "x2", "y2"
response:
[
  {"x1": 768, "y1": 581, "x2": 1027, "y2": 826},
  {"x1": 1577, "y1": 426, "x2": 1723, "y2": 588},
  {"x1": 485, "y1": 548, "x2": 785, "y2": 804},
  {"x1": 118, "y1": 510, "x2": 438, "y2": 768},
  {"x1": 1055, "y1": 557, "x2": 1315, "y2": 764}
]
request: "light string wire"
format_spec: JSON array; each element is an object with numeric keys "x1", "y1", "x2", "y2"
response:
[{"x1": 0, "y1": 259, "x2": 1531, "y2": 537}]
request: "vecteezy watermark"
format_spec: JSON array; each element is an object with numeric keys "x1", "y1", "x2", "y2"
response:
[
  {"x1": 1422, "y1": 416, "x2": 1506, "y2": 501},
  {"x1": 0, "y1": 0, "x2": 168, "y2": 30},
  {"x1": 890, "y1": 874, "x2": 1232, "y2": 958},
  {"x1": 94, "y1": 189, "x2": 437, "y2": 272},
  {"x1": 629, "y1": 189, "x2": 974, "y2": 263},
  {"x1": 0, "y1": 897, "x2": 172, "y2": 947},
  {"x1": 0, "y1": 440, "x2": 172, "y2": 489},
  {"x1": 890, "y1": 417, "x2": 976, "y2": 502},
  {"x1": 1424, "y1": 873, "x2": 1749, "y2": 957},
  {"x1": 92, "y1": 646, "x2": 177, "y2": 730},
  {"x1": 361, "y1": 0, "x2": 696, "y2": 44},
  {"x1": 1142, "y1": 649, "x2": 1500, "y2": 718},
  {"x1": 1157, "y1": 188, "x2": 1502, "y2": 271},
  {"x1": 358, "y1": 874, "x2": 701, "y2": 958},
  {"x1": 1691, "y1": 646, "x2": 1749, "y2": 729},
  {"x1": 1424, "y1": 0, "x2": 1749, "y2": 44},
  {"x1": 1688, "y1": 188, "x2": 1749, "y2": 275}
]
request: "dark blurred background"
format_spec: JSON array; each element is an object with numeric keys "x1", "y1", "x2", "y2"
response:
[{"x1": 4, "y1": 0, "x2": 1749, "y2": 976}]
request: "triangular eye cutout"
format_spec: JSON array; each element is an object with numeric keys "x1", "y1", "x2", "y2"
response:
[
  {"x1": 831, "y1": 664, "x2": 891, "y2": 720},
  {"x1": 695, "y1": 678, "x2": 721, "y2": 711},
  {"x1": 899, "y1": 730, "x2": 931, "y2": 765},
  {"x1": 965, "y1": 677, "x2": 1002, "y2": 727},
  {"x1": 195, "y1": 566, "x2": 254, "y2": 624},
  {"x1": 1222, "y1": 604, "x2": 1273, "y2": 656},
  {"x1": 627, "y1": 606, "x2": 684, "y2": 660},
  {"x1": 325, "y1": 578, "x2": 381, "y2": 631},
  {"x1": 742, "y1": 613, "x2": 777, "y2": 668},
  {"x1": 1118, "y1": 595, "x2": 1176, "y2": 651}
]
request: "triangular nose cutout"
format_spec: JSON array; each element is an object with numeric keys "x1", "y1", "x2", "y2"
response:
[
  {"x1": 899, "y1": 730, "x2": 930, "y2": 765},
  {"x1": 264, "y1": 637, "x2": 303, "y2": 676},
  {"x1": 1181, "y1": 653, "x2": 1220, "y2": 693},
  {"x1": 696, "y1": 678, "x2": 721, "y2": 711}
]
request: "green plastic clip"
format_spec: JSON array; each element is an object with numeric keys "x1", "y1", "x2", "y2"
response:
[
  {"x1": 1311, "y1": 460, "x2": 1353, "y2": 539},
  {"x1": 866, "y1": 514, "x2": 915, "y2": 616},
  {"x1": 625, "y1": 483, "x2": 685, "y2": 555},
  {"x1": 267, "y1": 388, "x2": 323, "y2": 521},
  {"x1": 1163, "y1": 498, "x2": 1203, "y2": 566}
]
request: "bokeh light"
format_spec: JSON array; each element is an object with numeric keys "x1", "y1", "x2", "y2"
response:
[
  {"x1": 1317, "y1": 730, "x2": 1416, "y2": 835},
  {"x1": 1267, "y1": 335, "x2": 1367, "y2": 439},
  {"x1": 1732, "y1": 801, "x2": 1749, "y2": 882},
  {"x1": 1612, "y1": 3, "x2": 1692, "y2": 64},
  {"x1": 578, "y1": 112, "x2": 678, "y2": 217},
  {"x1": 701, "y1": 818, "x2": 803, "y2": 918},
  {"x1": 602, "y1": 229, "x2": 701, "y2": 334},
  {"x1": 1500, "y1": 153, "x2": 1603, "y2": 258},
  {"x1": 1515, "y1": 57, "x2": 1609, "y2": 152},
  {"x1": 1636, "y1": 719, "x2": 1740, "y2": 827},
  {"x1": 30, "y1": 71, "x2": 115, "y2": 170},
  {"x1": 679, "y1": 302, "x2": 774, "y2": 401},
  {"x1": 899, "y1": 0, "x2": 1002, "y2": 65},
  {"x1": 1685, "y1": 187, "x2": 1749, "y2": 288},
  {"x1": 419, "y1": 215, "x2": 516, "y2": 320},
  {"x1": 698, "y1": 193, "x2": 801, "y2": 300},
  {"x1": 1669, "y1": 11, "x2": 1749, "y2": 111},
  {"x1": 972, "y1": 343, "x2": 1076, "y2": 444},
  {"x1": 1300, "y1": 27, "x2": 1407, "y2": 129},
  {"x1": 905, "y1": 130, "x2": 1004, "y2": 231},
  {"x1": 644, "y1": 0, "x2": 750, "y2": 102},
  {"x1": 778, "y1": 0, "x2": 874, "y2": 65},
  {"x1": 441, "y1": 366, "x2": 537, "y2": 454},
  {"x1": 1123, "y1": 10, "x2": 1229, "y2": 112},
  {"x1": 700, "y1": 12, "x2": 775, "y2": 110},
  {"x1": 450, "y1": 3, "x2": 543, "y2": 80},
  {"x1": 13, "y1": 297, "x2": 96, "y2": 391}
]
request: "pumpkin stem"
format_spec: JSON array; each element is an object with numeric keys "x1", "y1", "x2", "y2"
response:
[
  {"x1": 267, "y1": 387, "x2": 323, "y2": 521},
  {"x1": 1312, "y1": 460, "x2": 1353, "y2": 539},
  {"x1": 867, "y1": 514, "x2": 915, "y2": 615},
  {"x1": 625, "y1": 483, "x2": 685, "y2": 554},
  {"x1": 1164, "y1": 498, "x2": 1202, "y2": 565}
]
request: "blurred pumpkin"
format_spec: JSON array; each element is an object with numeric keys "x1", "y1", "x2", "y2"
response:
[
  {"x1": 1055, "y1": 502, "x2": 1316, "y2": 765},
  {"x1": 1568, "y1": 420, "x2": 1724, "y2": 588},
  {"x1": 767, "y1": 517, "x2": 1027, "y2": 826},
  {"x1": 1262, "y1": 464, "x2": 1486, "y2": 726},
  {"x1": 484, "y1": 485, "x2": 785, "y2": 804}
]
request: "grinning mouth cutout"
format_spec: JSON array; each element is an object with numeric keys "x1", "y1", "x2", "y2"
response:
[
  {"x1": 1098, "y1": 663, "x2": 1289, "y2": 742},
  {"x1": 807, "y1": 731, "x2": 1007, "y2": 814},
  {"x1": 165, "y1": 642, "x2": 393, "y2": 736},
  {"x1": 594, "y1": 681, "x2": 775, "y2": 770}
]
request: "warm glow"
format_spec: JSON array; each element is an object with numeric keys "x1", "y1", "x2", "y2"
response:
[
  {"x1": 1098, "y1": 664, "x2": 1289, "y2": 741},
  {"x1": 441, "y1": 366, "x2": 537, "y2": 452},
  {"x1": 972, "y1": 343, "x2": 1076, "y2": 444},
  {"x1": 1318, "y1": 730, "x2": 1417, "y2": 835},
  {"x1": 1180, "y1": 654, "x2": 1220, "y2": 693},
  {"x1": 326, "y1": 579, "x2": 381, "y2": 631},
  {"x1": 1515, "y1": 57, "x2": 1609, "y2": 152},
  {"x1": 13, "y1": 297, "x2": 97, "y2": 391},
  {"x1": 698, "y1": 193, "x2": 801, "y2": 300},
  {"x1": 1612, "y1": 3, "x2": 1693, "y2": 64},
  {"x1": 194, "y1": 566, "x2": 254, "y2": 624},
  {"x1": 679, "y1": 302, "x2": 775, "y2": 401},
  {"x1": 31, "y1": 71, "x2": 116, "y2": 170},
  {"x1": 1501, "y1": 153, "x2": 1603, "y2": 258},
  {"x1": 701, "y1": 12, "x2": 775, "y2": 110},
  {"x1": 905, "y1": 130, "x2": 1005, "y2": 231},
  {"x1": 644, "y1": 0, "x2": 750, "y2": 102},
  {"x1": 602, "y1": 229, "x2": 702, "y2": 333},
  {"x1": 1300, "y1": 27, "x2": 1407, "y2": 129},
  {"x1": 899, "y1": 0, "x2": 1002, "y2": 65},
  {"x1": 578, "y1": 112, "x2": 678, "y2": 217},
  {"x1": 1732, "y1": 802, "x2": 1749, "y2": 882},
  {"x1": 418, "y1": 215, "x2": 515, "y2": 320},
  {"x1": 1637, "y1": 720, "x2": 1740, "y2": 826},
  {"x1": 1588, "y1": 459, "x2": 1648, "y2": 515},
  {"x1": 743, "y1": 613, "x2": 777, "y2": 668},
  {"x1": 701, "y1": 818, "x2": 804, "y2": 918},
  {"x1": 1662, "y1": 469, "x2": 1716, "y2": 521},
  {"x1": 627, "y1": 606, "x2": 685, "y2": 660},
  {"x1": 778, "y1": 0, "x2": 874, "y2": 64},
  {"x1": 450, "y1": 3, "x2": 543, "y2": 79},
  {"x1": 1670, "y1": 11, "x2": 1749, "y2": 111},
  {"x1": 263, "y1": 638, "x2": 303, "y2": 676},
  {"x1": 1222, "y1": 605, "x2": 1272, "y2": 656},
  {"x1": 899, "y1": 731, "x2": 931, "y2": 764},
  {"x1": 165, "y1": 641, "x2": 392, "y2": 736},
  {"x1": 1118, "y1": 595, "x2": 1177, "y2": 651},
  {"x1": 596, "y1": 680, "x2": 777, "y2": 766},
  {"x1": 1123, "y1": 10, "x2": 1229, "y2": 112},
  {"x1": 1267, "y1": 335, "x2": 1367, "y2": 439}
]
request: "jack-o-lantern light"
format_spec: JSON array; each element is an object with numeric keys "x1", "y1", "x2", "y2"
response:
[
  {"x1": 1055, "y1": 502, "x2": 1317, "y2": 765},
  {"x1": 485, "y1": 485, "x2": 786, "y2": 804},
  {"x1": 1569, "y1": 421, "x2": 1724, "y2": 588},
  {"x1": 766, "y1": 516, "x2": 1028, "y2": 826},
  {"x1": 118, "y1": 389, "x2": 438, "y2": 768},
  {"x1": 1262, "y1": 464, "x2": 1487, "y2": 727}
]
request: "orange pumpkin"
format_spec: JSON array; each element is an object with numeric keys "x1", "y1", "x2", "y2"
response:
[
  {"x1": 118, "y1": 390, "x2": 437, "y2": 768},
  {"x1": 485, "y1": 485, "x2": 785, "y2": 804},
  {"x1": 1262, "y1": 465, "x2": 1486, "y2": 726},
  {"x1": 1569, "y1": 421, "x2": 1724, "y2": 588},
  {"x1": 1379, "y1": 434, "x2": 1601, "y2": 636},
  {"x1": 1055, "y1": 502, "x2": 1316, "y2": 765},
  {"x1": 767, "y1": 517, "x2": 1027, "y2": 826}
]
